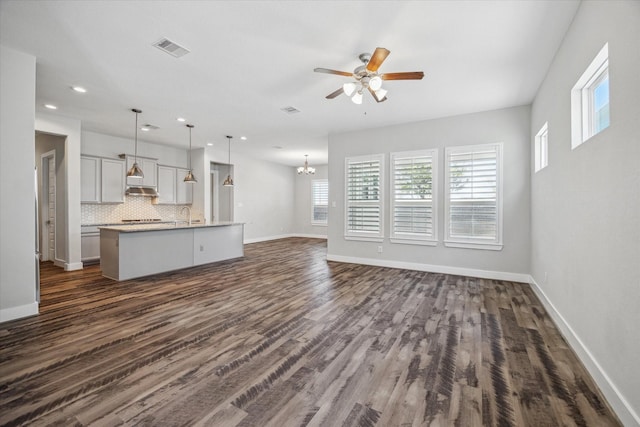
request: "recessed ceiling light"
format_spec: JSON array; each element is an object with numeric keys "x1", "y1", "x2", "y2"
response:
[
  {"x1": 207, "y1": 143, "x2": 213, "y2": 146},
  {"x1": 240, "y1": 136, "x2": 247, "y2": 140},
  {"x1": 44, "y1": 104, "x2": 57, "y2": 110},
  {"x1": 72, "y1": 86, "x2": 86, "y2": 93},
  {"x1": 177, "y1": 117, "x2": 186, "y2": 122},
  {"x1": 140, "y1": 127, "x2": 150, "y2": 132}
]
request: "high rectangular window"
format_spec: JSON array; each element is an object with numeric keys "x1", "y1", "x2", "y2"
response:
[
  {"x1": 345, "y1": 154, "x2": 384, "y2": 241},
  {"x1": 444, "y1": 143, "x2": 503, "y2": 250},
  {"x1": 311, "y1": 179, "x2": 328, "y2": 225},
  {"x1": 571, "y1": 43, "x2": 609, "y2": 148},
  {"x1": 534, "y1": 122, "x2": 548, "y2": 173},
  {"x1": 390, "y1": 149, "x2": 438, "y2": 245}
]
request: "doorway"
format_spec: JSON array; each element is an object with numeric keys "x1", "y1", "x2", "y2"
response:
[
  {"x1": 211, "y1": 163, "x2": 233, "y2": 223},
  {"x1": 40, "y1": 150, "x2": 56, "y2": 261}
]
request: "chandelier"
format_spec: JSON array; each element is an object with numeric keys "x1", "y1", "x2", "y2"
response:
[{"x1": 297, "y1": 155, "x2": 315, "y2": 175}]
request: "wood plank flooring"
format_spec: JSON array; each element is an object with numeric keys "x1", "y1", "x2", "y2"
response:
[{"x1": 0, "y1": 238, "x2": 621, "y2": 426}]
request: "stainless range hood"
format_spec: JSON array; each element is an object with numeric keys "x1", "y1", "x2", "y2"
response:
[{"x1": 125, "y1": 186, "x2": 158, "y2": 197}]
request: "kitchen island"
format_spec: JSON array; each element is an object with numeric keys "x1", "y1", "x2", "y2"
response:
[{"x1": 100, "y1": 222, "x2": 244, "y2": 281}]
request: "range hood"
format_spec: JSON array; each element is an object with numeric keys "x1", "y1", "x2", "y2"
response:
[{"x1": 125, "y1": 186, "x2": 158, "y2": 197}]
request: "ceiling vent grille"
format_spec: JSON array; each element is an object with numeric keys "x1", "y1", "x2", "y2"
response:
[
  {"x1": 153, "y1": 38, "x2": 190, "y2": 58},
  {"x1": 142, "y1": 123, "x2": 160, "y2": 130},
  {"x1": 281, "y1": 106, "x2": 301, "y2": 114}
]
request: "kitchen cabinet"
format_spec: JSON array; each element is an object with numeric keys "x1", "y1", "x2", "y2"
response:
[
  {"x1": 176, "y1": 168, "x2": 193, "y2": 204},
  {"x1": 81, "y1": 156, "x2": 125, "y2": 203},
  {"x1": 156, "y1": 166, "x2": 193, "y2": 205},
  {"x1": 81, "y1": 225, "x2": 100, "y2": 264},
  {"x1": 124, "y1": 155, "x2": 157, "y2": 187},
  {"x1": 81, "y1": 156, "x2": 100, "y2": 203},
  {"x1": 157, "y1": 165, "x2": 177, "y2": 204},
  {"x1": 101, "y1": 158, "x2": 125, "y2": 203}
]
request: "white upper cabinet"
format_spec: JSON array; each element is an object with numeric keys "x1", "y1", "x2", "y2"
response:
[
  {"x1": 81, "y1": 156, "x2": 125, "y2": 203},
  {"x1": 157, "y1": 165, "x2": 177, "y2": 204}
]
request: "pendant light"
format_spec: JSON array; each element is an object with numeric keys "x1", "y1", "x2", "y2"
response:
[
  {"x1": 127, "y1": 108, "x2": 144, "y2": 179},
  {"x1": 183, "y1": 124, "x2": 197, "y2": 183},
  {"x1": 223, "y1": 135, "x2": 234, "y2": 187}
]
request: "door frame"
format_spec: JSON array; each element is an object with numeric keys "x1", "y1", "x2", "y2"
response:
[{"x1": 40, "y1": 149, "x2": 56, "y2": 262}]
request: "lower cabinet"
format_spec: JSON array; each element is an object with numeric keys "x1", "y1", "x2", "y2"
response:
[{"x1": 81, "y1": 226, "x2": 100, "y2": 264}]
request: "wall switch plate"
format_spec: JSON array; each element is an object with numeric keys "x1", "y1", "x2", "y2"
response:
[
  {"x1": 200, "y1": 245, "x2": 204, "y2": 251},
  {"x1": 377, "y1": 246, "x2": 383, "y2": 253}
]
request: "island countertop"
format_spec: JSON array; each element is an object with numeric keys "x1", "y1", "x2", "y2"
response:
[
  {"x1": 100, "y1": 222, "x2": 244, "y2": 280},
  {"x1": 99, "y1": 221, "x2": 242, "y2": 233}
]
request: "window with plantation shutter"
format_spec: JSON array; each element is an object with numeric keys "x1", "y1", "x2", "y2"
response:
[
  {"x1": 311, "y1": 179, "x2": 328, "y2": 225},
  {"x1": 390, "y1": 149, "x2": 438, "y2": 245},
  {"x1": 444, "y1": 143, "x2": 503, "y2": 250},
  {"x1": 345, "y1": 154, "x2": 384, "y2": 241}
]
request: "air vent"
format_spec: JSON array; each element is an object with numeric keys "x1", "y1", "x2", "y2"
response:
[
  {"x1": 153, "y1": 38, "x2": 190, "y2": 58},
  {"x1": 281, "y1": 106, "x2": 300, "y2": 114},
  {"x1": 142, "y1": 124, "x2": 160, "y2": 130}
]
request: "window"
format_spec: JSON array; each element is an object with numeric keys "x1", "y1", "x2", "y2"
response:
[
  {"x1": 345, "y1": 154, "x2": 384, "y2": 241},
  {"x1": 571, "y1": 43, "x2": 609, "y2": 148},
  {"x1": 534, "y1": 122, "x2": 548, "y2": 172},
  {"x1": 311, "y1": 179, "x2": 328, "y2": 225},
  {"x1": 390, "y1": 149, "x2": 438, "y2": 245},
  {"x1": 444, "y1": 143, "x2": 503, "y2": 250}
]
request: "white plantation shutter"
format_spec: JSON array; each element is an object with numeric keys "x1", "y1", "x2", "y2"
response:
[
  {"x1": 391, "y1": 150, "x2": 437, "y2": 244},
  {"x1": 345, "y1": 154, "x2": 384, "y2": 240},
  {"x1": 311, "y1": 179, "x2": 328, "y2": 225},
  {"x1": 445, "y1": 143, "x2": 503, "y2": 250}
]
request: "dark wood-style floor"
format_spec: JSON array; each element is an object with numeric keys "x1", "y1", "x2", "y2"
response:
[{"x1": 0, "y1": 238, "x2": 620, "y2": 426}]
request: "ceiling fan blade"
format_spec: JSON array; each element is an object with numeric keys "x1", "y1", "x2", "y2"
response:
[
  {"x1": 366, "y1": 47, "x2": 390, "y2": 72},
  {"x1": 326, "y1": 87, "x2": 344, "y2": 99},
  {"x1": 381, "y1": 71, "x2": 425, "y2": 80},
  {"x1": 314, "y1": 68, "x2": 353, "y2": 77},
  {"x1": 368, "y1": 87, "x2": 387, "y2": 103}
]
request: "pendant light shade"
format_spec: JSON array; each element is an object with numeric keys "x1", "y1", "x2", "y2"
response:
[
  {"x1": 184, "y1": 124, "x2": 197, "y2": 183},
  {"x1": 223, "y1": 135, "x2": 234, "y2": 187},
  {"x1": 127, "y1": 108, "x2": 144, "y2": 179}
]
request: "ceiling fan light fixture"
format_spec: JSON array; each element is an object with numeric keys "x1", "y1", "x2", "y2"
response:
[
  {"x1": 343, "y1": 82, "x2": 356, "y2": 97},
  {"x1": 352, "y1": 91, "x2": 363, "y2": 105},
  {"x1": 369, "y1": 75, "x2": 382, "y2": 91}
]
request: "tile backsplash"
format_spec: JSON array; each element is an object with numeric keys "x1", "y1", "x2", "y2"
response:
[{"x1": 82, "y1": 197, "x2": 201, "y2": 224}]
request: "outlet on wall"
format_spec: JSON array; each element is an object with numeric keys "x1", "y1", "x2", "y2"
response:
[{"x1": 377, "y1": 246, "x2": 383, "y2": 253}]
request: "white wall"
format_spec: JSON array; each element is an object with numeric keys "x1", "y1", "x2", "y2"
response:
[
  {"x1": 294, "y1": 164, "x2": 328, "y2": 238},
  {"x1": 0, "y1": 46, "x2": 38, "y2": 321},
  {"x1": 530, "y1": 1, "x2": 640, "y2": 424},
  {"x1": 327, "y1": 105, "x2": 531, "y2": 281}
]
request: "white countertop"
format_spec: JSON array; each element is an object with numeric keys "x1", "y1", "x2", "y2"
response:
[{"x1": 99, "y1": 221, "x2": 242, "y2": 233}]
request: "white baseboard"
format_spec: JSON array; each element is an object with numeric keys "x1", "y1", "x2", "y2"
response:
[
  {"x1": 0, "y1": 302, "x2": 38, "y2": 323},
  {"x1": 244, "y1": 234, "x2": 327, "y2": 244},
  {"x1": 325, "y1": 253, "x2": 530, "y2": 283},
  {"x1": 528, "y1": 276, "x2": 640, "y2": 427},
  {"x1": 64, "y1": 261, "x2": 83, "y2": 271}
]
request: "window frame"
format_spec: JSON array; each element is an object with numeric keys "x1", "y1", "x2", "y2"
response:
[
  {"x1": 534, "y1": 122, "x2": 549, "y2": 173},
  {"x1": 390, "y1": 149, "x2": 438, "y2": 246},
  {"x1": 344, "y1": 154, "x2": 384, "y2": 242},
  {"x1": 444, "y1": 143, "x2": 503, "y2": 251},
  {"x1": 311, "y1": 178, "x2": 328, "y2": 226},
  {"x1": 571, "y1": 43, "x2": 609, "y2": 149}
]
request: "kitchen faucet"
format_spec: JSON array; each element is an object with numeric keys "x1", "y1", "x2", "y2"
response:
[{"x1": 180, "y1": 206, "x2": 192, "y2": 226}]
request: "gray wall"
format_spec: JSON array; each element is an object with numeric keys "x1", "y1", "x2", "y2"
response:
[
  {"x1": 327, "y1": 105, "x2": 531, "y2": 279},
  {"x1": 294, "y1": 164, "x2": 328, "y2": 238},
  {"x1": 530, "y1": 1, "x2": 640, "y2": 424},
  {"x1": 0, "y1": 46, "x2": 37, "y2": 321}
]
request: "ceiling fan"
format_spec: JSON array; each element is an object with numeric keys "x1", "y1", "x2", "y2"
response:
[{"x1": 314, "y1": 47, "x2": 424, "y2": 104}]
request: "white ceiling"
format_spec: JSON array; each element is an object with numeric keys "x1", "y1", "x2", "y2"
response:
[{"x1": 0, "y1": 0, "x2": 580, "y2": 166}]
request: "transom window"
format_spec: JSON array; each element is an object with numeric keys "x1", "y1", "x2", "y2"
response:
[
  {"x1": 390, "y1": 149, "x2": 438, "y2": 245},
  {"x1": 571, "y1": 43, "x2": 610, "y2": 148},
  {"x1": 444, "y1": 143, "x2": 503, "y2": 250}
]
